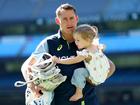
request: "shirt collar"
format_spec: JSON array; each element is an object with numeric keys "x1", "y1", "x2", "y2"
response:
[{"x1": 57, "y1": 30, "x2": 66, "y2": 41}]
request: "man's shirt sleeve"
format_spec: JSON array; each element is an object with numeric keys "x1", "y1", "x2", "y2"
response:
[{"x1": 32, "y1": 38, "x2": 49, "y2": 59}]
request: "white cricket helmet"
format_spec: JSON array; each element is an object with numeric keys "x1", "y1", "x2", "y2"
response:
[{"x1": 31, "y1": 53, "x2": 55, "y2": 72}]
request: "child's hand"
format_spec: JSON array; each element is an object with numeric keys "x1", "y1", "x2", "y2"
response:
[{"x1": 52, "y1": 56, "x2": 60, "y2": 63}]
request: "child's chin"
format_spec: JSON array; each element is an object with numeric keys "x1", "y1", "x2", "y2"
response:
[
  {"x1": 78, "y1": 47, "x2": 81, "y2": 49},
  {"x1": 78, "y1": 48, "x2": 83, "y2": 50}
]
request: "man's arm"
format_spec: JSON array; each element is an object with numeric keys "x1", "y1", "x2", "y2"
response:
[
  {"x1": 86, "y1": 59, "x2": 115, "y2": 85},
  {"x1": 53, "y1": 55, "x2": 86, "y2": 64},
  {"x1": 21, "y1": 55, "x2": 36, "y2": 81},
  {"x1": 107, "y1": 59, "x2": 116, "y2": 78}
]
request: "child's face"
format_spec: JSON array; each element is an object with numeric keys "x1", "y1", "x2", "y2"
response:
[{"x1": 74, "y1": 33, "x2": 91, "y2": 49}]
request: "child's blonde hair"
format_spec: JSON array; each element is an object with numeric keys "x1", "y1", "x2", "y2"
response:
[{"x1": 73, "y1": 24, "x2": 99, "y2": 45}]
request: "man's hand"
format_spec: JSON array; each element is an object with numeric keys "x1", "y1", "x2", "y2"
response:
[{"x1": 27, "y1": 82, "x2": 42, "y2": 98}]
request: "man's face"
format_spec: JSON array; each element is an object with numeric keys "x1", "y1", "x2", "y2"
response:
[{"x1": 56, "y1": 9, "x2": 78, "y2": 35}]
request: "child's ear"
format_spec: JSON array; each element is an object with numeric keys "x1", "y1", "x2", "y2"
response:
[{"x1": 55, "y1": 17, "x2": 60, "y2": 25}]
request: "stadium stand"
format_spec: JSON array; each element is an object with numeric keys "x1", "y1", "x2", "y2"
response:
[
  {"x1": 100, "y1": 35, "x2": 140, "y2": 53},
  {"x1": 0, "y1": 0, "x2": 140, "y2": 23},
  {"x1": 0, "y1": 35, "x2": 139, "y2": 58},
  {"x1": 0, "y1": 36, "x2": 26, "y2": 57}
]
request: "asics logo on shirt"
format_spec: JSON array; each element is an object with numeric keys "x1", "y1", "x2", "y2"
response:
[{"x1": 57, "y1": 44, "x2": 63, "y2": 51}]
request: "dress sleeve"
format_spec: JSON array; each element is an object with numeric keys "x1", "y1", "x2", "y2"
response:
[{"x1": 76, "y1": 49, "x2": 89, "y2": 57}]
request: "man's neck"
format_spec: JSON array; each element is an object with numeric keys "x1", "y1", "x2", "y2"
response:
[{"x1": 62, "y1": 33, "x2": 74, "y2": 43}]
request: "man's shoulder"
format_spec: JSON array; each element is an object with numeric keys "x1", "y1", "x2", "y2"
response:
[
  {"x1": 37, "y1": 33, "x2": 59, "y2": 46},
  {"x1": 46, "y1": 33, "x2": 60, "y2": 41}
]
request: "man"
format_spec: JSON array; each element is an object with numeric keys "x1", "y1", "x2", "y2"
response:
[{"x1": 21, "y1": 3, "x2": 115, "y2": 105}]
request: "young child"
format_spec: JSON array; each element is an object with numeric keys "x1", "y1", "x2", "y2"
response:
[{"x1": 52, "y1": 24, "x2": 110, "y2": 101}]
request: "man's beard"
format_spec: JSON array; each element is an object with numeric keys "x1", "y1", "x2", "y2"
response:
[
  {"x1": 67, "y1": 27, "x2": 75, "y2": 35},
  {"x1": 63, "y1": 29, "x2": 74, "y2": 35}
]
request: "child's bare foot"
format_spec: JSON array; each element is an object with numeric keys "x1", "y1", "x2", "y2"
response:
[
  {"x1": 69, "y1": 87, "x2": 83, "y2": 101},
  {"x1": 69, "y1": 93, "x2": 83, "y2": 101}
]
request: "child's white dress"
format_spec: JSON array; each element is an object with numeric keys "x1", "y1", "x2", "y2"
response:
[{"x1": 74, "y1": 49, "x2": 110, "y2": 86}]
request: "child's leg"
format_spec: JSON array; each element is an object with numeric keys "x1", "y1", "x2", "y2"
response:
[
  {"x1": 70, "y1": 68, "x2": 89, "y2": 101},
  {"x1": 69, "y1": 87, "x2": 83, "y2": 101}
]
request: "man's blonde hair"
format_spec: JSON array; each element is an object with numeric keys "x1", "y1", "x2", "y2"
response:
[{"x1": 56, "y1": 3, "x2": 77, "y2": 17}]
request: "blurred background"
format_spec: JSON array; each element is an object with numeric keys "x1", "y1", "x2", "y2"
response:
[{"x1": 0, "y1": 0, "x2": 140, "y2": 105}]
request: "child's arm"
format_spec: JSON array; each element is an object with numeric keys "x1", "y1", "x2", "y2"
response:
[{"x1": 52, "y1": 55, "x2": 86, "y2": 65}]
